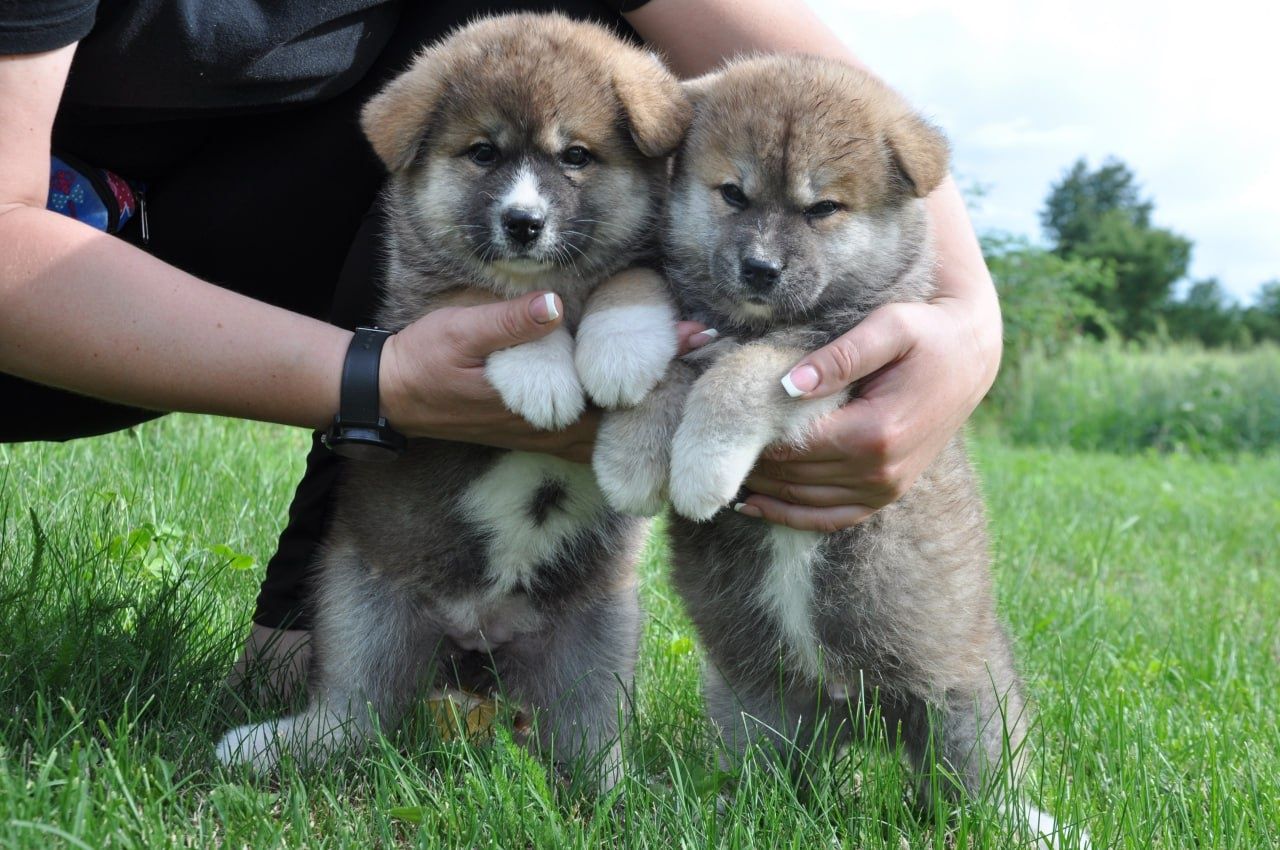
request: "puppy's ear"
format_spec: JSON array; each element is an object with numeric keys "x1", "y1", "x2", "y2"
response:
[
  {"x1": 612, "y1": 51, "x2": 693, "y2": 157},
  {"x1": 886, "y1": 112, "x2": 950, "y2": 198},
  {"x1": 361, "y1": 47, "x2": 450, "y2": 172},
  {"x1": 679, "y1": 70, "x2": 724, "y2": 107}
]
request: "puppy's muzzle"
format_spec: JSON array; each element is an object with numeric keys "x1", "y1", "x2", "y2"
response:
[{"x1": 502, "y1": 208, "x2": 545, "y2": 247}]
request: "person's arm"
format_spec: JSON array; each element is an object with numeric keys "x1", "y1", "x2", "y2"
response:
[
  {"x1": 0, "y1": 47, "x2": 356, "y2": 429},
  {"x1": 0, "y1": 46, "x2": 597, "y2": 459},
  {"x1": 627, "y1": 0, "x2": 1003, "y2": 532}
]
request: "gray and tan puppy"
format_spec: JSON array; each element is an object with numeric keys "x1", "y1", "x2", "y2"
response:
[
  {"x1": 595, "y1": 56, "x2": 1083, "y2": 845},
  {"x1": 216, "y1": 14, "x2": 690, "y2": 789}
]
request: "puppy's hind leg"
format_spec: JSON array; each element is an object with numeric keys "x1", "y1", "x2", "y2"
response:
[
  {"x1": 497, "y1": 585, "x2": 642, "y2": 793},
  {"x1": 888, "y1": 645, "x2": 1084, "y2": 847},
  {"x1": 704, "y1": 665, "x2": 832, "y2": 783},
  {"x1": 216, "y1": 549, "x2": 436, "y2": 773}
]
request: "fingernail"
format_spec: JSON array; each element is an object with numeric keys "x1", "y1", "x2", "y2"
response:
[
  {"x1": 781, "y1": 364, "x2": 819, "y2": 398},
  {"x1": 532, "y1": 293, "x2": 560, "y2": 324},
  {"x1": 689, "y1": 328, "x2": 718, "y2": 347},
  {"x1": 733, "y1": 502, "x2": 763, "y2": 518}
]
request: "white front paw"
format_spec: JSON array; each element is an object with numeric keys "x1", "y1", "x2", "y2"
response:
[
  {"x1": 486, "y1": 330, "x2": 585, "y2": 430},
  {"x1": 216, "y1": 721, "x2": 283, "y2": 773},
  {"x1": 1006, "y1": 804, "x2": 1091, "y2": 850},
  {"x1": 575, "y1": 303, "x2": 677, "y2": 409},
  {"x1": 668, "y1": 415, "x2": 762, "y2": 521}
]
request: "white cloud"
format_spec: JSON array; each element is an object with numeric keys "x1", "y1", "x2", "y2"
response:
[{"x1": 809, "y1": 0, "x2": 1280, "y2": 301}]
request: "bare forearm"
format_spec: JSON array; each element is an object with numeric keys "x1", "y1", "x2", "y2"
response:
[
  {"x1": 626, "y1": 0, "x2": 872, "y2": 77},
  {"x1": 0, "y1": 206, "x2": 349, "y2": 430},
  {"x1": 925, "y1": 175, "x2": 1002, "y2": 379}
]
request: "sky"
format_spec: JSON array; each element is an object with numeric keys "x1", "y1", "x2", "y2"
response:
[{"x1": 808, "y1": 0, "x2": 1279, "y2": 303}]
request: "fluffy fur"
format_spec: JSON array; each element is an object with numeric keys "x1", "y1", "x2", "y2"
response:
[
  {"x1": 216, "y1": 13, "x2": 690, "y2": 790},
  {"x1": 595, "y1": 56, "x2": 1085, "y2": 846}
]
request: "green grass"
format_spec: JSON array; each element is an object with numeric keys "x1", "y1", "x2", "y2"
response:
[
  {"x1": 986, "y1": 341, "x2": 1280, "y2": 456},
  {"x1": 2, "y1": 415, "x2": 1277, "y2": 848}
]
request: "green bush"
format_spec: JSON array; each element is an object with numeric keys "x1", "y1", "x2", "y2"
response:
[
  {"x1": 982, "y1": 232, "x2": 1115, "y2": 370},
  {"x1": 984, "y1": 340, "x2": 1280, "y2": 456}
]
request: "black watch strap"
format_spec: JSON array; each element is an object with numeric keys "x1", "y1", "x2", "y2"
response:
[
  {"x1": 340, "y1": 327, "x2": 392, "y2": 424},
  {"x1": 323, "y1": 327, "x2": 406, "y2": 459}
]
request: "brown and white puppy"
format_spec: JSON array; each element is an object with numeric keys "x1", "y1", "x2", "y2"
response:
[
  {"x1": 216, "y1": 13, "x2": 690, "y2": 790},
  {"x1": 595, "y1": 56, "x2": 1086, "y2": 846}
]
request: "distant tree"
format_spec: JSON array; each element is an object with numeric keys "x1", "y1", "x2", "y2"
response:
[
  {"x1": 1041, "y1": 157, "x2": 1152, "y2": 249},
  {"x1": 1256, "y1": 280, "x2": 1280, "y2": 315},
  {"x1": 982, "y1": 233, "x2": 1114, "y2": 370},
  {"x1": 1242, "y1": 279, "x2": 1280, "y2": 343},
  {"x1": 1161, "y1": 278, "x2": 1246, "y2": 347},
  {"x1": 1041, "y1": 158, "x2": 1192, "y2": 338}
]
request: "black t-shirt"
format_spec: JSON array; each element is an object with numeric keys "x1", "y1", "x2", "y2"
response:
[{"x1": 0, "y1": 0, "x2": 652, "y2": 114}]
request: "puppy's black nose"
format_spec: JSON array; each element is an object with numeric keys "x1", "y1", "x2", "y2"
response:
[
  {"x1": 502, "y1": 208, "x2": 544, "y2": 246},
  {"x1": 741, "y1": 257, "x2": 782, "y2": 291}
]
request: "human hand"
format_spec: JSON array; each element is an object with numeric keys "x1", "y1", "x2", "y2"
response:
[
  {"x1": 378, "y1": 292, "x2": 594, "y2": 461},
  {"x1": 378, "y1": 292, "x2": 712, "y2": 464},
  {"x1": 738, "y1": 297, "x2": 1001, "y2": 532}
]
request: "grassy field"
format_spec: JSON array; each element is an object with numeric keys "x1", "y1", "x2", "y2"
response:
[{"x1": 1, "y1": 413, "x2": 1277, "y2": 848}]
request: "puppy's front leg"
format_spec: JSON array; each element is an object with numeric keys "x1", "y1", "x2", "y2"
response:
[
  {"x1": 669, "y1": 340, "x2": 845, "y2": 521},
  {"x1": 486, "y1": 324, "x2": 586, "y2": 431},
  {"x1": 594, "y1": 359, "x2": 698, "y2": 516},
  {"x1": 574, "y1": 268, "x2": 678, "y2": 409},
  {"x1": 216, "y1": 547, "x2": 437, "y2": 772}
]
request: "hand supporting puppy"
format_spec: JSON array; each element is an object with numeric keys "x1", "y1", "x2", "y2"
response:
[
  {"x1": 739, "y1": 295, "x2": 1000, "y2": 532},
  {"x1": 379, "y1": 291, "x2": 596, "y2": 462}
]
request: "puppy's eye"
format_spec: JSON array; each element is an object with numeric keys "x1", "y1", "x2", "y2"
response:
[
  {"x1": 467, "y1": 143, "x2": 499, "y2": 166},
  {"x1": 805, "y1": 200, "x2": 842, "y2": 219},
  {"x1": 719, "y1": 184, "x2": 748, "y2": 209},
  {"x1": 560, "y1": 146, "x2": 592, "y2": 168}
]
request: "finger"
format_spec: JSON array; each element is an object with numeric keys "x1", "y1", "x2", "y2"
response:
[
  {"x1": 528, "y1": 409, "x2": 600, "y2": 455},
  {"x1": 734, "y1": 494, "x2": 875, "y2": 533},
  {"x1": 676, "y1": 321, "x2": 716, "y2": 355},
  {"x1": 547, "y1": 441, "x2": 595, "y2": 465},
  {"x1": 759, "y1": 439, "x2": 848, "y2": 465},
  {"x1": 749, "y1": 458, "x2": 867, "y2": 485},
  {"x1": 741, "y1": 477, "x2": 866, "y2": 508},
  {"x1": 779, "y1": 306, "x2": 914, "y2": 400},
  {"x1": 447, "y1": 291, "x2": 563, "y2": 358},
  {"x1": 759, "y1": 398, "x2": 892, "y2": 464}
]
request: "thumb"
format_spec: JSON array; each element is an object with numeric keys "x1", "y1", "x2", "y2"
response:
[
  {"x1": 449, "y1": 291, "x2": 563, "y2": 358},
  {"x1": 779, "y1": 307, "x2": 913, "y2": 399}
]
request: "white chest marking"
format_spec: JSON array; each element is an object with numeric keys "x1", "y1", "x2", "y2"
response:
[
  {"x1": 756, "y1": 526, "x2": 824, "y2": 678},
  {"x1": 460, "y1": 452, "x2": 603, "y2": 597}
]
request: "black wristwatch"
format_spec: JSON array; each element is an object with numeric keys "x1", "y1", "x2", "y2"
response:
[{"x1": 322, "y1": 327, "x2": 407, "y2": 460}]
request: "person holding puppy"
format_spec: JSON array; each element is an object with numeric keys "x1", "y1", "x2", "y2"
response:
[{"x1": 0, "y1": 0, "x2": 1002, "y2": 698}]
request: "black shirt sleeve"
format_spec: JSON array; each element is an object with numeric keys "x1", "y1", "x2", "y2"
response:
[{"x1": 0, "y1": 0, "x2": 97, "y2": 55}]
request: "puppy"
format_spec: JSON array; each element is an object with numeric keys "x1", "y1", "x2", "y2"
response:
[
  {"x1": 216, "y1": 13, "x2": 691, "y2": 790},
  {"x1": 595, "y1": 56, "x2": 1085, "y2": 846}
]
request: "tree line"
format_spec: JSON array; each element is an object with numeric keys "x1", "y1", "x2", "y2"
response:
[{"x1": 984, "y1": 157, "x2": 1280, "y2": 361}]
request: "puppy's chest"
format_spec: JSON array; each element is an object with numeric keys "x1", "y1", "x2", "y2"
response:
[
  {"x1": 453, "y1": 451, "x2": 611, "y2": 598},
  {"x1": 698, "y1": 523, "x2": 865, "y2": 681}
]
